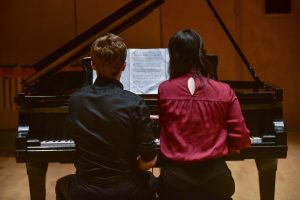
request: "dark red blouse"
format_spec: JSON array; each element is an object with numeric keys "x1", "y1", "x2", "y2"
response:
[{"x1": 158, "y1": 74, "x2": 250, "y2": 163}]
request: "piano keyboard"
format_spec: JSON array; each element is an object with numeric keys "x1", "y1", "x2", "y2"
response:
[
  {"x1": 26, "y1": 136, "x2": 268, "y2": 150},
  {"x1": 27, "y1": 139, "x2": 75, "y2": 149},
  {"x1": 250, "y1": 136, "x2": 262, "y2": 144},
  {"x1": 40, "y1": 140, "x2": 75, "y2": 148}
]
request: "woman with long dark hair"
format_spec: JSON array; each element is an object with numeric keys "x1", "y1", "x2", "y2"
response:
[{"x1": 158, "y1": 29, "x2": 250, "y2": 200}]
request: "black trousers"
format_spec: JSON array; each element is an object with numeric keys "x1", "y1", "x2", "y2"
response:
[
  {"x1": 158, "y1": 159, "x2": 235, "y2": 200},
  {"x1": 56, "y1": 172, "x2": 157, "y2": 200}
]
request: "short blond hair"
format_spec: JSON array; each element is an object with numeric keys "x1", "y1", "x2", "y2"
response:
[{"x1": 91, "y1": 33, "x2": 127, "y2": 77}]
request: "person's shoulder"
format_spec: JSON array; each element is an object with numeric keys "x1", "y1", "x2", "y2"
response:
[
  {"x1": 208, "y1": 79, "x2": 232, "y2": 91},
  {"x1": 158, "y1": 80, "x2": 171, "y2": 94},
  {"x1": 122, "y1": 89, "x2": 144, "y2": 102},
  {"x1": 159, "y1": 78, "x2": 175, "y2": 90},
  {"x1": 75, "y1": 85, "x2": 90, "y2": 94},
  {"x1": 70, "y1": 85, "x2": 91, "y2": 99},
  {"x1": 206, "y1": 79, "x2": 235, "y2": 100},
  {"x1": 159, "y1": 79, "x2": 169, "y2": 87}
]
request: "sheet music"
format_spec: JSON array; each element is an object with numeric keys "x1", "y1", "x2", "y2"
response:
[
  {"x1": 123, "y1": 48, "x2": 169, "y2": 94},
  {"x1": 93, "y1": 48, "x2": 169, "y2": 94}
]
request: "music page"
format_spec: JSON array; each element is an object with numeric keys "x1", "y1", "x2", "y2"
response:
[{"x1": 121, "y1": 48, "x2": 169, "y2": 94}]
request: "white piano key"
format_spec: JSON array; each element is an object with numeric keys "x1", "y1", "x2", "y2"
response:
[
  {"x1": 250, "y1": 137, "x2": 262, "y2": 144},
  {"x1": 40, "y1": 140, "x2": 75, "y2": 147}
]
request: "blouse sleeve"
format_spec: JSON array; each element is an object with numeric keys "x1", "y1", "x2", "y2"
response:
[{"x1": 226, "y1": 88, "x2": 251, "y2": 153}]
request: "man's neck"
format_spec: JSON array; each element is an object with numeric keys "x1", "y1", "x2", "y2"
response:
[{"x1": 96, "y1": 71, "x2": 121, "y2": 81}]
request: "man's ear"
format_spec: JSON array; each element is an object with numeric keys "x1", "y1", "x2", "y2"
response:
[
  {"x1": 91, "y1": 60, "x2": 97, "y2": 70},
  {"x1": 120, "y1": 63, "x2": 126, "y2": 71}
]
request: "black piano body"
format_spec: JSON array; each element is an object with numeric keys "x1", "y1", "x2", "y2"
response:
[
  {"x1": 15, "y1": 82, "x2": 287, "y2": 200},
  {"x1": 16, "y1": 81, "x2": 288, "y2": 163},
  {"x1": 15, "y1": 0, "x2": 287, "y2": 200}
]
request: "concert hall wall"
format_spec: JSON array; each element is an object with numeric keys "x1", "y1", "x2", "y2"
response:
[{"x1": 0, "y1": 0, "x2": 299, "y2": 131}]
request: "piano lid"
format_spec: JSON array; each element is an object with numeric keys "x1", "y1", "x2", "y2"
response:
[
  {"x1": 22, "y1": 0, "x2": 164, "y2": 91},
  {"x1": 206, "y1": 0, "x2": 263, "y2": 87}
]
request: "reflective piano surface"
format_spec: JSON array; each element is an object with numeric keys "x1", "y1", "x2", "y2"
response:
[{"x1": 15, "y1": 85, "x2": 287, "y2": 163}]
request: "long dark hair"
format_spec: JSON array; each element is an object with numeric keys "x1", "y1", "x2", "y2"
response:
[{"x1": 168, "y1": 29, "x2": 213, "y2": 79}]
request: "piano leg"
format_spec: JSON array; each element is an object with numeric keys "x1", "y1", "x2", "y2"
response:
[
  {"x1": 26, "y1": 163, "x2": 48, "y2": 200},
  {"x1": 255, "y1": 159, "x2": 278, "y2": 200}
]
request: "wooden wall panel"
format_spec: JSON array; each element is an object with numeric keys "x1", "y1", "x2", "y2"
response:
[
  {"x1": 0, "y1": 0, "x2": 75, "y2": 65},
  {"x1": 238, "y1": 0, "x2": 300, "y2": 131}
]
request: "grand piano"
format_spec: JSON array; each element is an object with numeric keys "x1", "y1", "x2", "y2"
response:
[{"x1": 15, "y1": 0, "x2": 287, "y2": 200}]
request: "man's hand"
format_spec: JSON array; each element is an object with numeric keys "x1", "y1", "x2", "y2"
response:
[
  {"x1": 137, "y1": 155, "x2": 157, "y2": 171},
  {"x1": 150, "y1": 115, "x2": 159, "y2": 120}
]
